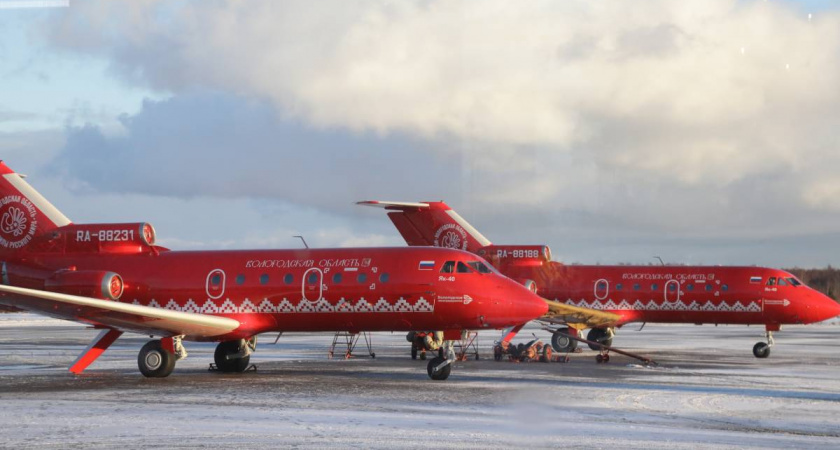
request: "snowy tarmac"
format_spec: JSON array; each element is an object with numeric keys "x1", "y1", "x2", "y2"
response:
[{"x1": 1, "y1": 314, "x2": 839, "y2": 449}]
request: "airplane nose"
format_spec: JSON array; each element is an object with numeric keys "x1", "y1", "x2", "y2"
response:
[
  {"x1": 520, "y1": 288, "x2": 549, "y2": 321},
  {"x1": 809, "y1": 292, "x2": 840, "y2": 322}
]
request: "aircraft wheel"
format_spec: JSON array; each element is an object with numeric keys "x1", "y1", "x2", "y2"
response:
[
  {"x1": 551, "y1": 328, "x2": 578, "y2": 353},
  {"x1": 214, "y1": 340, "x2": 250, "y2": 373},
  {"x1": 411, "y1": 345, "x2": 418, "y2": 360},
  {"x1": 406, "y1": 331, "x2": 416, "y2": 343},
  {"x1": 420, "y1": 350, "x2": 427, "y2": 360},
  {"x1": 371, "y1": 353, "x2": 376, "y2": 359},
  {"x1": 587, "y1": 328, "x2": 613, "y2": 350},
  {"x1": 427, "y1": 356, "x2": 451, "y2": 381},
  {"x1": 138, "y1": 340, "x2": 176, "y2": 378},
  {"x1": 540, "y1": 345, "x2": 553, "y2": 363},
  {"x1": 595, "y1": 354, "x2": 605, "y2": 364},
  {"x1": 753, "y1": 342, "x2": 771, "y2": 358}
]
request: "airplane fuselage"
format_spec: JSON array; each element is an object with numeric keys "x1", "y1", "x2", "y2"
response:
[
  {"x1": 505, "y1": 262, "x2": 836, "y2": 327},
  {"x1": 4, "y1": 247, "x2": 545, "y2": 340}
]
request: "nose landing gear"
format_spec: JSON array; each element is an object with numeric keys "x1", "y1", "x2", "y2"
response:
[
  {"x1": 753, "y1": 329, "x2": 775, "y2": 358},
  {"x1": 427, "y1": 340, "x2": 456, "y2": 381}
]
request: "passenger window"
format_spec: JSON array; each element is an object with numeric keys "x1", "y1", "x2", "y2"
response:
[
  {"x1": 259, "y1": 274, "x2": 269, "y2": 285},
  {"x1": 441, "y1": 261, "x2": 455, "y2": 273},
  {"x1": 633, "y1": 284, "x2": 640, "y2": 291},
  {"x1": 705, "y1": 284, "x2": 712, "y2": 292},
  {"x1": 767, "y1": 277, "x2": 777, "y2": 286},
  {"x1": 668, "y1": 283, "x2": 677, "y2": 292},
  {"x1": 235, "y1": 274, "x2": 245, "y2": 285},
  {"x1": 456, "y1": 262, "x2": 471, "y2": 273},
  {"x1": 307, "y1": 272, "x2": 318, "y2": 284},
  {"x1": 332, "y1": 273, "x2": 342, "y2": 284},
  {"x1": 687, "y1": 284, "x2": 694, "y2": 291},
  {"x1": 722, "y1": 284, "x2": 729, "y2": 291},
  {"x1": 357, "y1": 273, "x2": 368, "y2": 283},
  {"x1": 651, "y1": 283, "x2": 658, "y2": 291},
  {"x1": 778, "y1": 278, "x2": 788, "y2": 286},
  {"x1": 211, "y1": 274, "x2": 222, "y2": 285},
  {"x1": 284, "y1": 273, "x2": 293, "y2": 284},
  {"x1": 616, "y1": 283, "x2": 623, "y2": 291},
  {"x1": 379, "y1": 273, "x2": 390, "y2": 283}
]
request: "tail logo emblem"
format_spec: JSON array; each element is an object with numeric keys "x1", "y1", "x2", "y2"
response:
[
  {"x1": 1, "y1": 207, "x2": 26, "y2": 237},
  {"x1": 434, "y1": 223, "x2": 468, "y2": 250},
  {"x1": 0, "y1": 196, "x2": 38, "y2": 249}
]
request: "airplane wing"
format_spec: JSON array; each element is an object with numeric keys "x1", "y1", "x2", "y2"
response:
[
  {"x1": 541, "y1": 299, "x2": 624, "y2": 329},
  {"x1": 0, "y1": 284, "x2": 239, "y2": 338}
]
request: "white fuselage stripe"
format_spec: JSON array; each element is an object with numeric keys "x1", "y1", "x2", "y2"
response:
[
  {"x1": 445, "y1": 210, "x2": 492, "y2": 247},
  {"x1": 3, "y1": 173, "x2": 71, "y2": 227}
]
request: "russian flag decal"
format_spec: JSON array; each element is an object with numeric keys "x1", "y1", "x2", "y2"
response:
[
  {"x1": 750, "y1": 276, "x2": 762, "y2": 284},
  {"x1": 418, "y1": 261, "x2": 435, "y2": 270}
]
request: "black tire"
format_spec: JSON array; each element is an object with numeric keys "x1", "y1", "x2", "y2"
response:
[
  {"x1": 411, "y1": 344, "x2": 418, "y2": 360},
  {"x1": 551, "y1": 328, "x2": 578, "y2": 353},
  {"x1": 753, "y1": 342, "x2": 771, "y2": 358},
  {"x1": 420, "y1": 351, "x2": 427, "y2": 360},
  {"x1": 427, "y1": 356, "x2": 451, "y2": 381},
  {"x1": 493, "y1": 345, "x2": 503, "y2": 361},
  {"x1": 138, "y1": 340, "x2": 176, "y2": 378},
  {"x1": 406, "y1": 331, "x2": 416, "y2": 343},
  {"x1": 587, "y1": 328, "x2": 613, "y2": 351},
  {"x1": 214, "y1": 340, "x2": 251, "y2": 373}
]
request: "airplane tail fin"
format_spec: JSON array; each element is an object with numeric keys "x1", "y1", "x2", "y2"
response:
[
  {"x1": 357, "y1": 201, "x2": 491, "y2": 253},
  {"x1": 0, "y1": 161, "x2": 71, "y2": 256}
]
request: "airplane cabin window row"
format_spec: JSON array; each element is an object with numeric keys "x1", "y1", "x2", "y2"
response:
[{"x1": 230, "y1": 271, "x2": 390, "y2": 286}]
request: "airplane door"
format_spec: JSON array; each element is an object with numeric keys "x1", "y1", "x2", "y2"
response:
[
  {"x1": 594, "y1": 279, "x2": 609, "y2": 300},
  {"x1": 206, "y1": 269, "x2": 225, "y2": 299},
  {"x1": 664, "y1": 279, "x2": 680, "y2": 303},
  {"x1": 302, "y1": 268, "x2": 324, "y2": 301}
]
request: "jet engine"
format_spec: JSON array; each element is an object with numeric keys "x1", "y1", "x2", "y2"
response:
[{"x1": 45, "y1": 269, "x2": 125, "y2": 300}]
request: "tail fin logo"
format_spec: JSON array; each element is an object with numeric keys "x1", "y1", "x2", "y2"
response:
[
  {"x1": 0, "y1": 196, "x2": 37, "y2": 249},
  {"x1": 434, "y1": 223, "x2": 468, "y2": 250}
]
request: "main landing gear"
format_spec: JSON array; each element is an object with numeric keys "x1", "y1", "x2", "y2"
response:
[
  {"x1": 213, "y1": 337, "x2": 257, "y2": 372},
  {"x1": 586, "y1": 328, "x2": 614, "y2": 350},
  {"x1": 138, "y1": 336, "x2": 187, "y2": 378},
  {"x1": 137, "y1": 336, "x2": 257, "y2": 378},
  {"x1": 753, "y1": 326, "x2": 777, "y2": 359},
  {"x1": 550, "y1": 327, "x2": 579, "y2": 353}
]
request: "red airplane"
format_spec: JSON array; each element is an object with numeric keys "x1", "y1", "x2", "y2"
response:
[
  {"x1": 359, "y1": 200, "x2": 840, "y2": 358},
  {"x1": 0, "y1": 162, "x2": 547, "y2": 380}
]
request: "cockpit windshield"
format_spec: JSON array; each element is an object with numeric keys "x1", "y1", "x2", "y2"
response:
[
  {"x1": 786, "y1": 277, "x2": 802, "y2": 287},
  {"x1": 468, "y1": 261, "x2": 493, "y2": 274}
]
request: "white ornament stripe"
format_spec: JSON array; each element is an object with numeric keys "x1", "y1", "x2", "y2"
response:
[
  {"x1": 563, "y1": 298, "x2": 761, "y2": 313},
  {"x1": 132, "y1": 296, "x2": 435, "y2": 314}
]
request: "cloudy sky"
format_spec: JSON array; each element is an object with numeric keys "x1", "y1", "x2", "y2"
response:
[{"x1": 1, "y1": 0, "x2": 839, "y2": 267}]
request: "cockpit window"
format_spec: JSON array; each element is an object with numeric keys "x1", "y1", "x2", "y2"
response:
[
  {"x1": 778, "y1": 278, "x2": 788, "y2": 286},
  {"x1": 456, "y1": 261, "x2": 472, "y2": 273},
  {"x1": 441, "y1": 261, "x2": 455, "y2": 273},
  {"x1": 767, "y1": 277, "x2": 777, "y2": 286},
  {"x1": 786, "y1": 277, "x2": 802, "y2": 287},
  {"x1": 467, "y1": 261, "x2": 492, "y2": 273}
]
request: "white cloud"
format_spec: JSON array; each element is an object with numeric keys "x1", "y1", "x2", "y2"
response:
[{"x1": 27, "y1": 0, "x2": 840, "y2": 266}]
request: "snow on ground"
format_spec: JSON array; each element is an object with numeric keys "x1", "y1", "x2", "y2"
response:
[{"x1": 1, "y1": 314, "x2": 839, "y2": 449}]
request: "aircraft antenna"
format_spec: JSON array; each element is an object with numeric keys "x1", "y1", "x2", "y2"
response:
[
  {"x1": 293, "y1": 235, "x2": 309, "y2": 249},
  {"x1": 654, "y1": 256, "x2": 665, "y2": 266}
]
